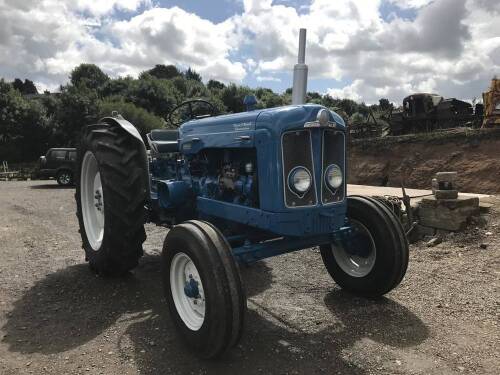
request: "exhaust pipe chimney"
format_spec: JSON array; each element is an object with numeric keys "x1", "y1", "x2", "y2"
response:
[{"x1": 292, "y1": 28, "x2": 308, "y2": 105}]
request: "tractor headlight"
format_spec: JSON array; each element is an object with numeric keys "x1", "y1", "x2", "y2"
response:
[
  {"x1": 288, "y1": 166, "x2": 312, "y2": 195},
  {"x1": 325, "y1": 164, "x2": 343, "y2": 190}
]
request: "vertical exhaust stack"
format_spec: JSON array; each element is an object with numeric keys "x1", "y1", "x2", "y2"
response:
[{"x1": 292, "y1": 28, "x2": 308, "y2": 105}]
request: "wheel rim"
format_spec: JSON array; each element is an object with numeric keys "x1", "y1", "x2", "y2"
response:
[
  {"x1": 81, "y1": 151, "x2": 105, "y2": 251},
  {"x1": 332, "y1": 219, "x2": 376, "y2": 278},
  {"x1": 170, "y1": 252, "x2": 206, "y2": 331},
  {"x1": 59, "y1": 172, "x2": 71, "y2": 185}
]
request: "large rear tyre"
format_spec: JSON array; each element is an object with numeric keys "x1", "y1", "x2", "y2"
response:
[
  {"x1": 162, "y1": 220, "x2": 246, "y2": 358},
  {"x1": 76, "y1": 122, "x2": 149, "y2": 275},
  {"x1": 320, "y1": 195, "x2": 409, "y2": 297}
]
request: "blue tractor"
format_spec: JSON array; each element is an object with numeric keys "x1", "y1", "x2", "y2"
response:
[{"x1": 75, "y1": 31, "x2": 408, "y2": 358}]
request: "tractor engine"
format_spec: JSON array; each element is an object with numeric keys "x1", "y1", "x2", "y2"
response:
[
  {"x1": 152, "y1": 147, "x2": 258, "y2": 215},
  {"x1": 189, "y1": 148, "x2": 258, "y2": 208}
]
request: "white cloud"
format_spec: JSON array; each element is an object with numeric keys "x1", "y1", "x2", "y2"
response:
[
  {"x1": 0, "y1": 1, "x2": 246, "y2": 89},
  {"x1": 388, "y1": 0, "x2": 434, "y2": 8},
  {"x1": 73, "y1": 0, "x2": 151, "y2": 16},
  {"x1": 0, "y1": 0, "x2": 498, "y2": 103},
  {"x1": 256, "y1": 75, "x2": 281, "y2": 82}
]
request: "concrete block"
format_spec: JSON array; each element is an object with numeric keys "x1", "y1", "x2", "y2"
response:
[
  {"x1": 435, "y1": 189, "x2": 458, "y2": 200},
  {"x1": 417, "y1": 195, "x2": 480, "y2": 231}
]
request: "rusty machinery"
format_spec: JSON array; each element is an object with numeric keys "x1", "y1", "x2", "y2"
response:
[{"x1": 482, "y1": 77, "x2": 500, "y2": 128}]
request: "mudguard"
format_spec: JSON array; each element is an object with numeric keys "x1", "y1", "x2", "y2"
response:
[
  {"x1": 100, "y1": 114, "x2": 144, "y2": 144},
  {"x1": 99, "y1": 113, "x2": 151, "y2": 199}
]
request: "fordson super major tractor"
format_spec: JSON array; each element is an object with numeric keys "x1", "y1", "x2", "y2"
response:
[{"x1": 75, "y1": 30, "x2": 408, "y2": 358}]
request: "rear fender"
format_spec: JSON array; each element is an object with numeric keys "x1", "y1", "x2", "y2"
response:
[
  {"x1": 100, "y1": 114, "x2": 144, "y2": 144},
  {"x1": 99, "y1": 114, "x2": 151, "y2": 200}
]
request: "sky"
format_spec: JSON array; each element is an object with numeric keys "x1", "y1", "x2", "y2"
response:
[{"x1": 0, "y1": 0, "x2": 499, "y2": 104}]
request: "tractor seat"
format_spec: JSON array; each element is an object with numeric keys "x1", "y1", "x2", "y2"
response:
[{"x1": 147, "y1": 129, "x2": 179, "y2": 154}]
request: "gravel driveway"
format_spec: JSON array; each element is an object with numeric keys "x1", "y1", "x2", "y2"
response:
[{"x1": 0, "y1": 181, "x2": 498, "y2": 374}]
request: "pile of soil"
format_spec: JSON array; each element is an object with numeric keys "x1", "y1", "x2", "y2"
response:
[{"x1": 348, "y1": 128, "x2": 500, "y2": 194}]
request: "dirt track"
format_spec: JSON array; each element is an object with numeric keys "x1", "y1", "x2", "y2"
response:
[{"x1": 0, "y1": 181, "x2": 499, "y2": 375}]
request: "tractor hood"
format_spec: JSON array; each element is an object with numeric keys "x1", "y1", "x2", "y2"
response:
[{"x1": 179, "y1": 104, "x2": 345, "y2": 137}]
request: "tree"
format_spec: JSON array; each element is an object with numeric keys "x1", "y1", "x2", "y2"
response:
[
  {"x1": 307, "y1": 91, "x2": 322, "y2": 100},
  {"x1": 99, "y1": 76, "x2": 135, "y2": 98},
  {"x1": 54, "y1": 84, "x2": 99, "y2": 145},
  {"x1": 12, "y1": 78, "x2": 24, "y2": 92},
  {"x1": 126, "y1": 75, "x2": 179, "y2": 118},
  {"x1": 256, "y1": 89, "x2": 286, "y2": 109},
  {"x1": 22, "y1": 79, "x2": 38, "y2": 95},
  {"x1": 220, "y1": 84, "x2": 254, "y2": 113},
  {"x1": 144, "y1": 64, "x2": 181, "y2": 80},
  {"x1": 11, "y1": 78, "x2": 38, "y2": 95},
  {"x1": 184, "y1": 67, "x2": 202, "y2": 82},
  {"x1": 338, "y1": 98, "x2": 359, "y2": 117},
  {"x1": 98, "y1": 99, "x2": 167, "y2": 136},
  {"x1": 379, "y1": 98, "x2": 392, "y2": 111},
  {"x1": 70, "y1": 64, "x2": 109, "y2": 90},
  {"x1": 185, "y1": 79, "x2": 209, "y2": 98},
  {"x1": 0, "y1": 80, "x2": 49, "y2": 162},
  {"x1": 207, "y1": 79, "x2": 225, "y2": 91}
]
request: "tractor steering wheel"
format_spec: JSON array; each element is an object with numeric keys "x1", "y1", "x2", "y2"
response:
[{"x1": 168, "y1": 99, "x2": 217, "y2": 127}]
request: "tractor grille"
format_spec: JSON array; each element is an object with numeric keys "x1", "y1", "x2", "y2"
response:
[
  {"x1": 281, "y1": 130, "x2": 317, "y2": 207},
  {"x1": 321, "y1": 129, "x2": 345, "y2": 204}
]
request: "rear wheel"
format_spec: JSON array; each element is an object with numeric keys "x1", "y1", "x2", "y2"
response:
[
  {"x1": 76, "y1": 122, "x2": 149, "y2": 275},
  {"x1": 162, "y1": 220, "x2": 246, "y2": 358},
  {"x1": 56, "y1": 170, "x2": 73, "y2": 186},
  {"x1": 320, "y1": 195, "x2": 408, "y2": 297}
]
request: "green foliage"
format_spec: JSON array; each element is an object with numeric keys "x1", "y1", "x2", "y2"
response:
[
  {"x1": 70, "y1": 64, "x2": 110, "y2": 90},
  {"x1": 207, "y1": 79, "x2": 225, "y2": 91},
  {"x1": 99, "y1": 76, "x2": 135, "y2": 98},
  {"x1": 12, "y1": 78, "x2": 38, "y2": 95},
  {"x1": 126, "y1": 75, "x2": 179, "y2": 118},
  {"x1": 54, "y1": 84, "x2": 99, "y2": 144},
  {"x1": 184, "y1": 67, "x2": 202, "y2": 82},
  {"x1": 220, "y1": 84, "x2": 253, "y2": 113},
  {"x1": 98, "y1": 99, "x2": 167, "y2": 136},
  {"x1": 144, "y1": 64, "x2": 182, "y2": 80},
  {"x1": 379, "y1": 98, "x2": 392, "y2": 111},
  {"x1": 0, "y1": 80, "x2": 49, "y2": 162},
  {"x1": 255, "y1": 88, "x2": 287, "y2": 108}
]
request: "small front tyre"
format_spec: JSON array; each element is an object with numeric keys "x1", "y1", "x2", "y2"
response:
[
  {"x1": 320, "y1": 195, "x2": 409, "y2": 297},
  {"x1": 162, "y1": 220, "x2": 246, "y2": 358}
]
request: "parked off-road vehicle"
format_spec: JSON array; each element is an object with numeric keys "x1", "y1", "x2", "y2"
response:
[{"x1": 38, "y1": 148, "x2": 76, "y2": 186}]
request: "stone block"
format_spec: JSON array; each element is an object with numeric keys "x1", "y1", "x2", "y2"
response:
[
  {"x1": 435, "y1": 189, "x2": 458, "y2": 200},
  {"x1": 417, "y1": 195, "x2": 480, "y2": 231}
]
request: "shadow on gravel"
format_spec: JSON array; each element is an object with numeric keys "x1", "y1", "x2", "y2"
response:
[
  {"x1": 1, "y1": 255, "x2": 273, "y2": 356},
  {"x1": 324, "y1": 290, "x2": 429, "y2": 348},
  {"x1": 2, "y1": 255, "x2": 428, "y2": 374},
  {"x1": 30, "y1": 183, "x2": 74, "y2": 190}
]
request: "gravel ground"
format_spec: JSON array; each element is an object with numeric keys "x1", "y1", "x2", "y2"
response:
[{"x1": 0, "y1": 180, "x2": 498, "y2": 375}]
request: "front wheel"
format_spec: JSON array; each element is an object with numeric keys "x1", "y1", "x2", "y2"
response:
[
  {"x1": 162, "y1": 220, "x2": 246, "y2": 358},
  {"x1": 320, "y1": 195, "x2": 409, "y2": 297}
]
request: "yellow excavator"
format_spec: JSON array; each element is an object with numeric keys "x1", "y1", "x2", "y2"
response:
[{"x1": 482, "y1": 77, "x2": 500, "y2": 128}]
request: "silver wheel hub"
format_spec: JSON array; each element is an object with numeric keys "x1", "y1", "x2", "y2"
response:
[
  {"x1": 332, "y1": 219, "x2": 376, "y2": 278},
  {"x1": 81, "y1": 151, "x2": 105, "y2": 251},
  {"x1": 59, "y1": 173, "x2": 70, "y2": 184},
  {"x1": 170, "y1": 252, "x2": 206, "y2": 331}
]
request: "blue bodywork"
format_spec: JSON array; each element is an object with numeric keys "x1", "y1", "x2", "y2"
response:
[{"x1": 145, "y1": 104, "x2": 348, "y2": 263}]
